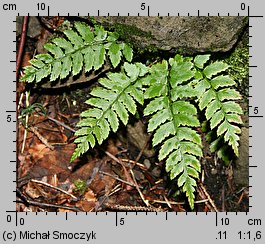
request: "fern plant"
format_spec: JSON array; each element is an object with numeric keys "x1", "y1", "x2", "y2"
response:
[{"x1": 21, "y1": 21, "x2": 243, "y2": 209}]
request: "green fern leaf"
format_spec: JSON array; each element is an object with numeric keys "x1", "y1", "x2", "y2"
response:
[
  {"x1": 113, "y1": 100, "x2": 129, "y2": 125},
  {"x1": 74, "y1": 22, "x2": 94, "y2": 43},
  {"x1": 108, "y1": 43, "x2": 122, "y2": 68},
  {"x1": 60, "y1": 56, "x2": 72, "y2": 79},
  {"x1": 72, "y1": 52, "x2": 83, "y2": 75},
  {"x1": 35, "y1": 64, "x2": 51, "y2": 82},
  {"x1": 29, "y1": 59, "x2": 45, "y2": 68},
  {"x1": 52, "y1": 38, "x2": 74, "y2": 53},
  {"x1": 22, "y1": 66, "x2": 37, "y2": 82},
  {"x1": 94, "y1": 26, "x2": 107, "y2": 41},
  {"x1": 21, "y1": 22, "x2": 133, "y2": 83},
  {"x1": 194, "y1": 54, "x2": 210, "y2": 69},
  {"x1": 122, "y1": 43, "x2": 133, "y2": 62},
  {"x1": 83, "y1": 47, "x2": 94, "y2": 72},
  {"x1": 44, "y1": 43, "x2": 64, "y2": 58},
  {"x1": 195, "y1": 56, "x2": 243, "y2": 156},
  {"x1": 71, "y1": 63, "x2": 146, "y2": 161},
  {"x1": 217, "y1": 88, "x2": 242, "y2": 101},
  {"x1": 203, "y1": 61, "x2": 229, "y2": 79},
  {"x1": 35, "y1": 53, "x2": 53, "y2": 63},
  {"x1": 144, "y1": 59, "x2": 202, "y2": 209},
  {"x1": 169, "y1": 58, "x2": 195, "y2": 86},
  {"x1": 211, "y1": 75, "x2": 235, "y2": 89},
  {"x1": 93, "y1": 45, "x2": 105, "y2": 70},
  {"x1": 64, "y1": 28, "x2": 84, "y2": 48},
  {"x1": 50, "y1": 61, "x2": 61, "y2": 81}
]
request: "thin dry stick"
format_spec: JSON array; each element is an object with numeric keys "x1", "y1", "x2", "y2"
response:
[
  {"x1": 17, "y1": 93, "x2": 24, "y2": 111},
  {"x1": 21, "y1": 91, "x2": 30, "y2": 153},
  {"x1": 152, "y1": 199, "x2": 209, "y2": 205},
  {"x1": 107, "y1": 184, "x2": 122, "y2": 198},
  {"x1": 130, "y1": 169, "x2": 149, "y2": 207},
  {"x1": 135, "y1": 135, "x2": 151, "y2": 162},
  {"x1": 221, "y1": 185, "x2": 225, "y2": 212},
  {"x1": 30, "y1": 127, "x2": 54, "y2": 150},
  {"x1": 39, "y1": 113, "x2": 76, "y2": 133},
  {"x1": 163, "y1": 195, "x2": 172, "y2": 209},
  {"x1": 16, "y1": 199, "x2": 81, "y2": 212},
  {"x1": 121, "y1": 158, "x2": 147, "y2": 170},
  {"x1": 16, "y1": 16, "x2": 29, "y2": 80},
  {"x1": 198, "y1": 183, "x2": 219, "y2": 212},
  {"x1": 104, "y1": 151, "x2": 134, "y2": 189},
  {"x1": 31, "y1": 179, "x2": 77, "y2": 200},
  {"x1": 104, "y1": 202, "x2": 164, "y2": 212},
  {"x1": 99, "y1": 171, "x2": 138, "y2": 188}
]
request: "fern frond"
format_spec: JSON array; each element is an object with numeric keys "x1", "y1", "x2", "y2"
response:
[
  {"x1": 21, "y1": 22, "x2": 133, "y2": 83},
  {"x1": 195, "y1": 58, "x2": 243, "y2": 156},
  {"x1": 71, "y1": 62, "x2": 147, "y2": 161},
  {"x1": 144, "y1": 57, "x2": 202, "y2": 209}
]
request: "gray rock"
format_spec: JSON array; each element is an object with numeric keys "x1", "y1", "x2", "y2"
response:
[
  {"x1": 143, "y1": 159, "x2": 151, "y2": 170},
  {"x1": 17, "y1": 16, "x2": 42, "y2": 38},
  {"x1": 126, "y1": 121, "x2": 155, "y2": 158},
  {"x1": 233, "y1": 127, "x2": 249, "y2": 187},
  {"x1": 94, "y1": 16, "x2": 248, "y2": 54}
]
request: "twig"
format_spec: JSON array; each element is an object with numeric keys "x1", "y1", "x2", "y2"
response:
[
  {"x1": 44, "y1": 114, "x2": 76, "y2": 133},
  {"x1": 99, "y1": 171, "x2": 139, "y2": 188},
  {"x1": 221, "y1": 185, "x2": 225, "y2": 211},
  {"x1": 135, "y1": 134, "x2": 151, "y2": 162},
  {"x1": 107, "y1": 184, "x2": 122, "y2": 197},
  {"x1": 104, "y1": 202, "x2": 164, "y2": 212},
  {"x1": 121, "y1": 158, "x2": 147, "y2": 170},
  {"x1": 29, "y1": 127, "x2": 55, "y2": 150},
  {"x1": 16, "y1": 199, "x2": 81, "y2": 212},
  {"x1": 198, "y1": 183, "x2": 219, "y2": 212},
  {"x1": 163, "y1": 195, "x2": 172, "y2": 209},
  {"x1": 16, "y1": 16, "x2": 29, "y2": 80},
  {"x1": 130, "y1": 169, "x2": 149, "y2": 207},
  {"x1": 151, "y1": 199, "x2": 209, "y2": 205},
  {"x1": 21, "y1": 91, "x2": 30, "y2": 153},
  {"x1": 31, "y1": 179, "x2": 77, "y2": 200},
  {"x1": 104, "y1": 150, "x2": 134, "y2": 190}
]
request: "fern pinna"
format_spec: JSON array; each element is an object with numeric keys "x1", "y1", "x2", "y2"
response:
[
  {"x1": 21, "y1": 21, "x2": 243, "y2": 210},
  {"x1": 72, "y1": 62, "x2": 148, "y2": 160},
  {"x1": 193, "y1": 55, "x2": 243, "y2": 158},
  {"x1": 21, "y1": 22, "x2": 133, "y2": 83},
  {"x1": 143, "y1": 57, "x2": 202, "y2": 209}
]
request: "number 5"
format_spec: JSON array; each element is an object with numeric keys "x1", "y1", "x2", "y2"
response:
[{"x1": 141, "y1": 3, "x2": 146, "y2": 10}]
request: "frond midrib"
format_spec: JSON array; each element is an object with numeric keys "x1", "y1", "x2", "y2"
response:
[{"x1": 25, "y1": 39, "x2": 111, "y2": 77}]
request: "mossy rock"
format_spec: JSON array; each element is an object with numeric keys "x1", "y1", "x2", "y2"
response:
[{"x1": 93, "y1": 16, "x2": 248, "y2": 54}]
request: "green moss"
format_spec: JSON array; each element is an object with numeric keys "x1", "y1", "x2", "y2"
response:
[
  {"x1": 225, "y1": 46, "x2": 249, "y2": 96},
  {"x1": 113, "y1": 23, "x2": 153, "y2": 39},
  {"x1": 113, "y1": 23, "x2": 156, "y2": 52},
  {"x1": 73, "y1": 179, "x2": 87, "y2": 195}
]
